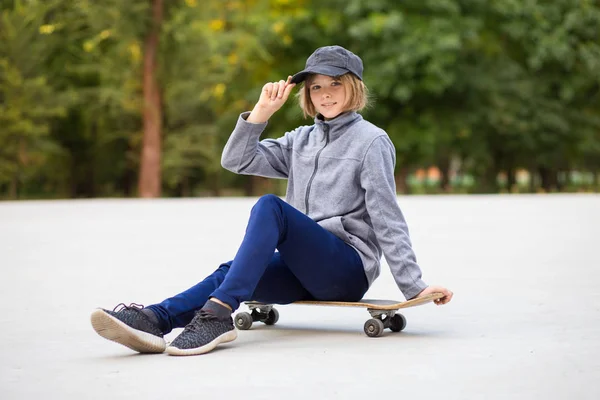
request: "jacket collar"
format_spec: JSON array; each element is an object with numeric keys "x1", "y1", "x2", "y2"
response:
[{"x1": 314, "y1": 111, "x2": 363, "y2": 138}]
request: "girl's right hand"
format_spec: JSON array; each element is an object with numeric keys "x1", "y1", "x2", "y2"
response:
[
  {"x1": 415, "y1": 285, "x2": 454, "y2": 305},
  {"x1": 247, "y1": 76, "x2": 296, "y2": 123}
]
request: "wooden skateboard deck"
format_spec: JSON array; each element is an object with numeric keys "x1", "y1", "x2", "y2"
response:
[
  {"x1": 292, "y1": 292, "x2": 444, "y2": 310},
  {"x1": 236, "y1": 292, "x2": 444, "y2": 337}
]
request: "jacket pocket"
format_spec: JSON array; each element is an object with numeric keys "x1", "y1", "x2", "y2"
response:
[{"x1": 317, "y1": 216, "x2": 351, "y2": 243}]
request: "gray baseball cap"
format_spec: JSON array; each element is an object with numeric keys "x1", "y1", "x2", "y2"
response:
[{"x1": 291, "y1": 45, "x2": 364, "y2": 84}]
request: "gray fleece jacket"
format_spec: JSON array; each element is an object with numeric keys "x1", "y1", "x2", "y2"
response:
[{"x1": 221, "y1": 111, "x2": 428, "y2": 300}]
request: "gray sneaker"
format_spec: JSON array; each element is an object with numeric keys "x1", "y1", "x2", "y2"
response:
[
  {"x1": 166, "y1": 309, "x2": 237, "y2": 356},
  {"x1": 90, "y1": 303, "x2": 166, "y2": 353}
]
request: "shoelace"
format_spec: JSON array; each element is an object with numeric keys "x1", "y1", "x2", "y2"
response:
[
  {"x1": 186, "y1": 309, "x2": 218, "y2": 332},
  {"x1": 112, "y1": 302, "x2": 145, "y2": 312}
]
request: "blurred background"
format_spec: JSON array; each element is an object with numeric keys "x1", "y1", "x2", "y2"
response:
[{"x1": 1, "y1": 0, "x2": 599, "y2": 200}]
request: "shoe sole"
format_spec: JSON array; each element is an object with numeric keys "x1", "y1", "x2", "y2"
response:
[
  {"x1": 90, "y1": 309, "x2": 166, "y2": 353},
  {"x1": 166, "y1": 329, "x2": 238, "y2": 356}
]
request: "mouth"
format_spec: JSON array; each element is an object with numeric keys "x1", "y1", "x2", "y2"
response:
[{"x1": 321, "y1": 102, "x2": 337, "y2": 108}]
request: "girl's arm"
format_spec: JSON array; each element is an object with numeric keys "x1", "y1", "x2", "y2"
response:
[
  {"x1": 221, "y1": 77, "x2": 297, "y2": 178},
  {"x1": 221, "y1": 116, "x2": 297, "y2": 178},
  {"x1": 360, "y1": 135, "x2": 453, "y2": 304},
  {"x1": 360, "y1": 135, "x2": 428, "y2": 300}
]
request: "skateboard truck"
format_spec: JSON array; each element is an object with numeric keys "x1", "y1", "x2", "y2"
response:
[
  {"x1": 234, "y1": 302, "x2": 280, "y2": 331},
  {"x1": 364, "y1": 308, "x2": 407, "y2": 337}
]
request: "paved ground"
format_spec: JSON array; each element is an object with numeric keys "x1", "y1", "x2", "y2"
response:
[{"x1": 1, "y1": 194, "x2": 599, "y2": 399}]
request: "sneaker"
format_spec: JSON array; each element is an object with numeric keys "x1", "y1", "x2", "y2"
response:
[
  {"x1": 166, "y1": 309, "x2": 237, "y2": 356},
  {"x1": 90, "y1": 303, "x2": 166, "y2": 353}
]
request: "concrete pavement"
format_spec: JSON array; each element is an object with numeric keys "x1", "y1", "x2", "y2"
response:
[{"x1": 1, "y1": 194, "x2": 599, "y2": 399}]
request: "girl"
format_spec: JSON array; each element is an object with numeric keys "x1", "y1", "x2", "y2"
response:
[{"x1": 91, "y1": 45, "x2": 453, "y2": 356}]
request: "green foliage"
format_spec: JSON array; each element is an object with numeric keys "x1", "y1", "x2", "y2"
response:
[
  {"x1": 0, "y1": 0, "x2": 68, "y2": 198},
  {"x1": 1, "y1": 0, "x2": 599, "y2": 198}
]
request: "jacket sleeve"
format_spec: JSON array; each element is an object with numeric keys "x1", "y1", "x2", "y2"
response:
[
  {"x1": 360, "y1": 135, "x2": 428, "y2": 300},
  {"x1": 221, "y1": 112, "x2": 296, "y2": 179}
]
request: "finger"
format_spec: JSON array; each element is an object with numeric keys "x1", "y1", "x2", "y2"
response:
[
  {"x1": 277, "y1": 80, "x2": 286, "y2": 98},
  {"x1": 270, "y1": 82, "x2": 280, "y2": 100},
  {"x1": 281, "y1": 81, "x2": 296, "y2": 100},
  {"x1": 263, "y1": 82, "x2": 273, "y2": 99},
  {"x1": 441, "y1": 291, "x2": 453, "y2": 304}
]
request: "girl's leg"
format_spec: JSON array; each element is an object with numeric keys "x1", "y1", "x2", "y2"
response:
[
  {"x1": 249, "y1": 252, "x2": 312, "y2": 304},
  {"x1": 165, "y1": 195, "x2": 368, "y2": 355},
  {"x1": 90, "y1": 253, "x2": 308, "y2": 354},
  {"x1": 146, "y1": 252, "x2": 310, "y2": 334},
  {"x1": 146, "y1": 264, "x2": 229, "y2": 334},
  {"x1": 211, "y1": 195, "x2": 368, "y2": 310}
]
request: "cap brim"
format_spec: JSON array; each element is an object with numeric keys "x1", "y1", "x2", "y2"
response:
[{"x1": 291, "y1": 65, "x2": 350, "y2": 84}]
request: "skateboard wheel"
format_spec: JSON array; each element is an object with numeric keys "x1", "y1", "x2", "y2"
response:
[
  {"x1": 234, "y1": 312, "x2": 254, "y2": 330},
  {"x1": 389, "y1": 314, "x2": 407, "y2": 332},
  {"x1": 364, "y1": 318, "x2": 384, "y2": 337},
  {"x1": 263, "y1": 308, "x2": 279, "y2": 325}
]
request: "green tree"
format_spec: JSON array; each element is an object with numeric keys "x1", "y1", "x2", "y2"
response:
[{"x1": 0, "y1": 0, "x2": 67, "y2": 199}]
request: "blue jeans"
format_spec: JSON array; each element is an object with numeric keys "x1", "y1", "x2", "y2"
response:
[{"x1": 147, "y1": 195, "x2": 368, "y2": 334}]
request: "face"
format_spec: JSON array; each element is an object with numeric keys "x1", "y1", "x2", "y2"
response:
[{"x1": 308, "y1": 74, "x2": 347, "y2": 120}]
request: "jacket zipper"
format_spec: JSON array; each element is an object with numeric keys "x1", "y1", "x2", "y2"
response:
[{"x1": 305, "y1": 125, "x2": 330, "y2": 215}]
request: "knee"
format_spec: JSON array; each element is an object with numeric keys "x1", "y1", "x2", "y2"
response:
[
  {"x1": 251, "y1": 194, "x2": 284, "y2": 217},
  {"x1": 217, "y1": 262, "x2": 232, "y2": 275},
  {"x1": 254, "y1": 194, "x2": 283, "y2": 209}
]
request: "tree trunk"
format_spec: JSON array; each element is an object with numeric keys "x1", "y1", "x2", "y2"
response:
[
  {"x1": 538, "y1": 167, "x2": 548, "y2": 192},
  {"x1": 395, "y1": 167, "x2": 410, "y2": 194},
  {"x1": 538, "y1": 167, "x2": 562, "y2": 192},
  {"x1": 506, "y1": 167, "x2": 516, "y2": 191},
  {"x1": 121, "y1": 156, "x2": 136, "y2": 197},
  {"x1": 209, "y1": 172, "x2": 221, "y2": 197},
  {"x1": 244, "y1": 175, "x2": 256, "y2": 196},
  {"x1": 9, "y1": 172, "x2": 17, "y2": 200},
  {"x1": 138, "y1": 0, "x2": 164, "y2": 198},
  {"x1": 438, "y1": 157, "x2": 451, "y2": 193},
  {"x1": 528, "y1": 168, "x2": 536, "y2": 193},
  {"x1": 87, "y1": 121, "x2": 97, "y2": 197},
  {"x1": 477, "y1": 165, "x2": 499, "y2": 193},
  {"x1": 178, "y1": 176, "x2": 190, "y2": 197},
  {"x1": 555, "y1": 170, "x2": 563, "y2": 192},
  {"x1": 11, "y1": 137, "x2": 26, "y2": 199}
]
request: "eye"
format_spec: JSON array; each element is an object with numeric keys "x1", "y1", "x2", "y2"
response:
[
  {"x1": 310, "y1": 85, "x2": 320, "y2": 91},
  {"x1": 332, "y1": 81, "x2": 341, "y2": 86}
]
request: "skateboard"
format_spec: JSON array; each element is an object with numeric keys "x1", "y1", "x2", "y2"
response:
[{"x1": 234, "y1": 292, "x2": 444, "y2": 337}]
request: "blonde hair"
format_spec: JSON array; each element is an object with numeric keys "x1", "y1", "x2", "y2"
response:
[{"x1": 297, "y1": 73, "x2": 369, "y2": 119}]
